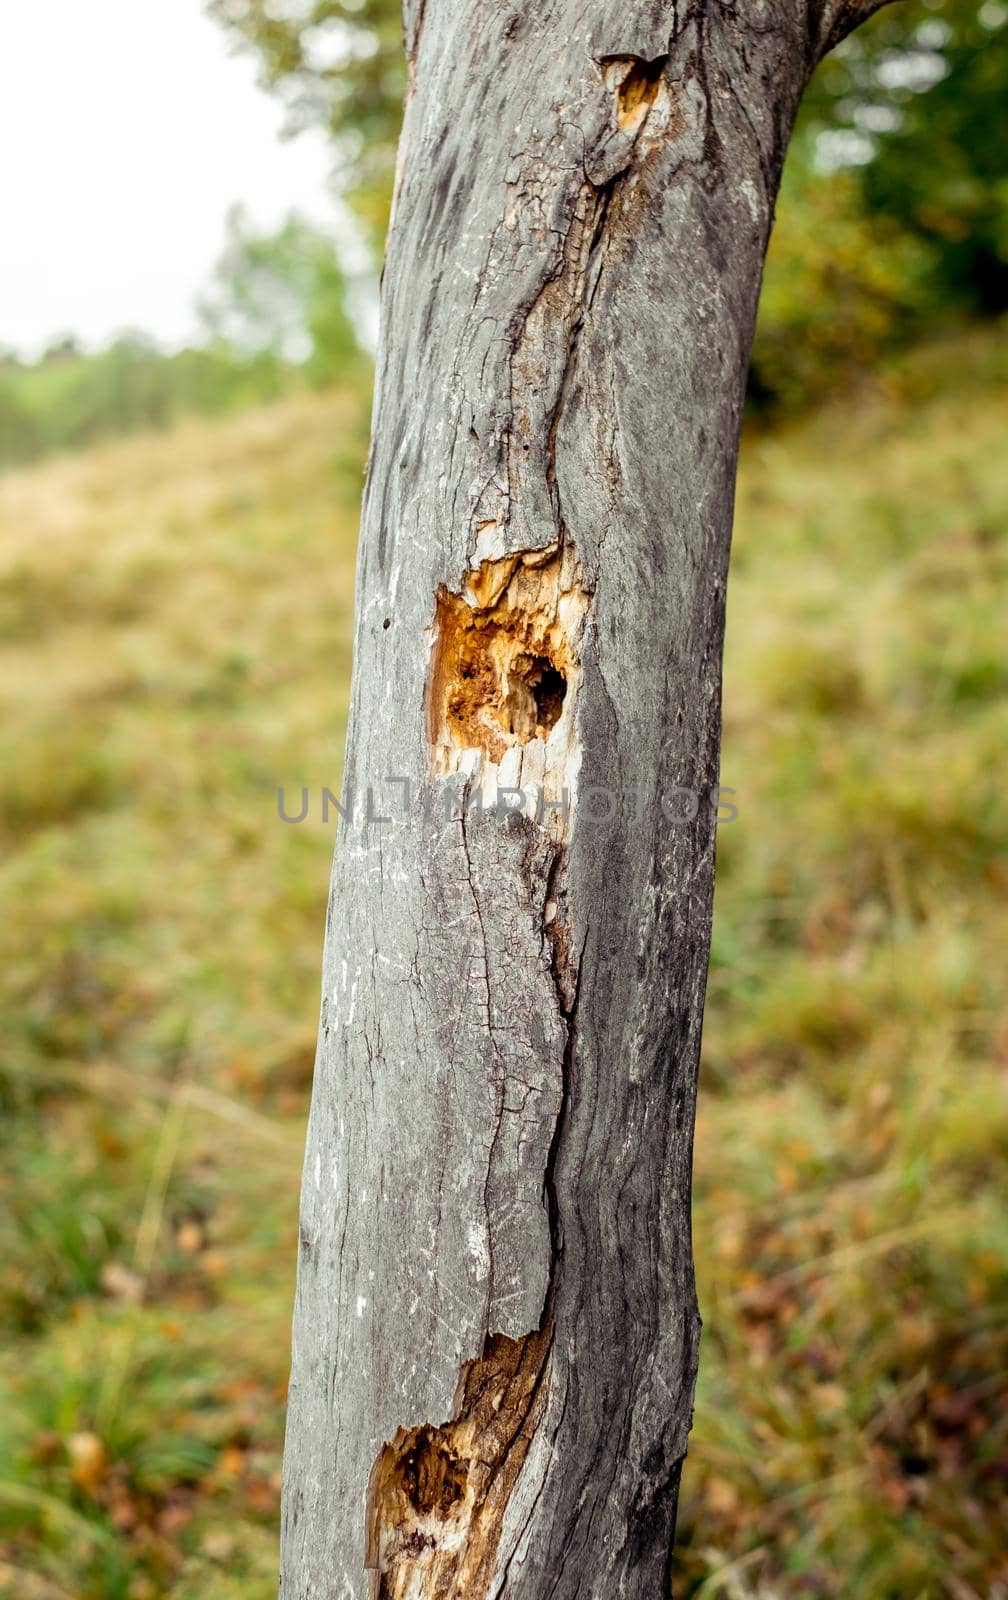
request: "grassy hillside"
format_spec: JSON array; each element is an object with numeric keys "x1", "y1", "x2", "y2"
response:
[{"x1": 1, "y1": 330, "x2": 1006, "y2": 1599}]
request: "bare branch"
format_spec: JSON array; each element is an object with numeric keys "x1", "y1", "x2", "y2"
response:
[{"x1": 814, "y1": 0, "x2": 905, "y2": 60}]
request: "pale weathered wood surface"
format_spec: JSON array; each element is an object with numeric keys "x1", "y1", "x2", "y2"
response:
[{"x1": 281, "y1": 3, "x2": 897, "y2": 1596}]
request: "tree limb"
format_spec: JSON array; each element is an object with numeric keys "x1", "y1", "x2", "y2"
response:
[{"x1": 813, "y1": 0, "x2": 905, "y2": 61}]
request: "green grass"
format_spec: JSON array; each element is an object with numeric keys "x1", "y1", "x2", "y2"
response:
[{"x1": 1, "y1": 327, "x2": 1006, "y2": 1598}]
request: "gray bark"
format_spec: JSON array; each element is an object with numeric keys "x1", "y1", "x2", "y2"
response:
[{"x1": 281, "y1": 3, "x2": 897, "y2": 1597}]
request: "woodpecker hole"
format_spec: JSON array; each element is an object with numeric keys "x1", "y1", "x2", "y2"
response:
[
  {"x1": 428, "y1": 545, "x2": 587, "y2": 771},
  {"x1": 599, "y1": 52, "x2": 669, "y2": 131}
]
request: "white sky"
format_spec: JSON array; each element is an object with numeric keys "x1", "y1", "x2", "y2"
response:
[{"x1": 0, "y1": 0, "x2": 338, "y2": 356}]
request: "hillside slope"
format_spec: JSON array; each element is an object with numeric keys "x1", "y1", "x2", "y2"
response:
[{"x1": 1, "y1": 334, "x2": 1005, "y2": 1599}]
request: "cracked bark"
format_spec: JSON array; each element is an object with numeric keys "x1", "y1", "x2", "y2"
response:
[{"x1": 281, "y1": 1, "x2": 900, "y2": 1596}]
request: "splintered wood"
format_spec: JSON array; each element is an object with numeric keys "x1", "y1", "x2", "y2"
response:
[
  {"x1": 366, "y1": 1327, "x2": 552, "y2": 1600},
  {"x1": 426, "y1": 544, "x2": 588, "y2": 799}
]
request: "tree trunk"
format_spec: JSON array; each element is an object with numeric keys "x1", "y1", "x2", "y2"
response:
[{"x1": 281, "y1": 3, "x2": 895, "y2": 1596}]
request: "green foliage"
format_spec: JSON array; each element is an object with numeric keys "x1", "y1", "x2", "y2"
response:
[
  {"x1": 749, "y1": 142, "x2": 935, "y2": 411},
  {"x1": 808, "y1": 0, "x2": 1008, "y2": 313},
  {"x1": 751, "y1": 1, "x2": 1008, "y2": 409}
]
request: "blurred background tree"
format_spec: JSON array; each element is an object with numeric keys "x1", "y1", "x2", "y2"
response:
[
  {"x1": 206, "y1": 0, "x2": 407, "y2": 249},
  {"x1": 808, "y1": 0, "x2": 1008, "y2": 314},
  {"x1": 755, "y1": 0, "x2": 1008, "y2": 405},
  {"x1": 208, "y1": 0, "x2": 1008, "y2": 410},
  {"x1": 0, "y1": 211, "x2": 360, "y2": 466},
  {"x1": 198, "y1": 205, "x2": 361, "y2": 384},
  {"x1": 0, "y1": 334, "x2": 285, "y2": 467}
]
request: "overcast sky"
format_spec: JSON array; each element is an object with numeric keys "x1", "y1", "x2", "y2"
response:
[{"x1": 0, "y1": 0, "x2": 338, "y2": 356}]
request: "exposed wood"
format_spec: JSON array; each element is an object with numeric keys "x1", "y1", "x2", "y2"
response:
[
  {"x1": 427, "y1": 545, "x2": 588, "y2": 781},
  {"x1": 280, "y1": 3, "x2": 902, "y2": 1596},
  {"x1": 366, "y1": 1326, "x2": 552, "y2": 1599}
]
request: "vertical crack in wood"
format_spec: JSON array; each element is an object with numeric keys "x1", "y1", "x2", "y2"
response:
[
  {"x1": 375, "y1": 540, "x2": 590, "y2": 1592},
  {"x1": 541, "y1": 853, "x2": 585, "y2": 1290},
  {"x1": 504, "y1": 52, "x2": 674, "y2": 563}
]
